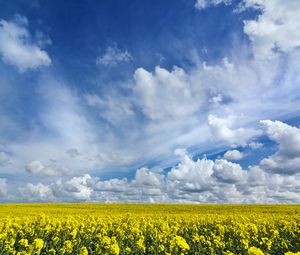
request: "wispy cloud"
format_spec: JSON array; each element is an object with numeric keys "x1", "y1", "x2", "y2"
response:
[
  {"x1": 0, "y1": 14, "x2": 51, "y2": 72},
  {"x1": 195, "y1": 0, "x2": 232, "y2": 10},
  {"x1": 96, "y1": 45, "x2": 132, "y2": 67}
]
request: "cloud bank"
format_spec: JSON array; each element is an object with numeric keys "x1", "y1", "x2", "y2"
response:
[{"x1": 14, "y1": 120, "x2": 300, "y2": 203}]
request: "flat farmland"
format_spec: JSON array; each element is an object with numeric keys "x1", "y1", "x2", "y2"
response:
[{"x1": 0, "y1": 204, "x2": 299, "y2": 254}]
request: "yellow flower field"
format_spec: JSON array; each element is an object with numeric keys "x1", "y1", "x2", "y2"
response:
[{"x1": 0, "y1": 204, "x2": 299, "y2": 255}]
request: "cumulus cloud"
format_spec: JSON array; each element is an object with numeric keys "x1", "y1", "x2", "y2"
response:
[
  {"x1": 134, "y1": 66, "x2": 199, "y2": 120},
  {"x1": 19, "y1": 174, "x2": 93, "y2": 202},
  {"x1": 17, "y1": 143, "x2": 300, "y2": 203},
  {"x1": 241, "y1": 0, "x2": 300, "y2": 59},
  {"x1": 16, "y1": 119, "x2": 300, "y2": 203},
  {"x1": 208, "y1": 114, "x2": 261, "y2": 146},
  {"x1": 247, "y1": 166, "x2": 266, "y2": 187},
  {"x1": 93, "y1": 168, "x2": 166, "y2": 203},
  {"x1": 0, "y1": 14, "x2": 51, "y2": 72},
  {"x1": 18, "y1": 170, "x2": 164, "y2": 203},
  {"x1": 25, "y1": 160, "x2": 70, "y2": 177},
  {"x1": 133, "y1": 167, "x2": 164, "y2": 187},
  {"x1": 212, "y1": 159, "x2": 247, "y2": 183},
  {"x1": 53, "y1": 174, "x2": 93, "y2": 201},
  {"x1": 168, "y1": 150, "x2": 214, "y2": 193},
  {"x1": 167, "y1": 148, "x2": 299, "y2": 203},
  {"x1": 223, "y1": 149, "x2": 245, "y2": 161},
  {"x1": 260, "y1": 120, "x2": 300, "y2": 175},
  {"x1": 96, "y1": 45, "x2": 132, "y2": 67},
  {"x1": 197, "y1": 1, "x2": 300, "y2": 59},
  {"x1": 19, "y1": 183, "x2": 54, "y2": 201},
  {"x1": 167, "y1": 151, "x2": 250, "y2": 202},
  {"x1": 195, "y1": 0, "x2": 232, "y2": 10}
]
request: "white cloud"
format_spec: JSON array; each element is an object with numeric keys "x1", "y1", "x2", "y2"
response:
[
  {"x1": 134, "y1": 66, "x2": 199, "y2": 120},
  {"x1": 66, "y1": 148, "x2": 81, "y2": 158},
  {"x1": 168, "y1": 149, "x2": 299, "y2": 203},
  {"x1": 96, "y1": 45, "x2": 132, "y2": 67},
  {"x1": 16, "y1": 145, "x2": 300, "y2": 203},
  {"x1": 0, "y1": 151, "x2": 11, "y2": 166},
  {"x1": 0, "y1": 179, "x2": 7, "y2": 197},
  {"x1": 208, "y1": 114, "x2": 261, "y2": 146},
  {"x1": 41, "y1": 84, "x2": 97, "y2": 148},
  {"x1": 25, "y1": 160, "x2": 70, "y2": 177},
  {"x1": 242, "y1": 0, "x2": 300, "y2": 59},
  {"x1": 93, "y1": 168, "x2": 166, "y2": 203},
  {"x1": 133, "y1": 167, "x2": 164, "y2": 187},
  {"x1": 223, "y1": 149, "x2": 245, "y2": 161},
  {"x1": 94, "y1": 178, "x2": 128, "y2": 193},
  {"x1": 6, "y1": 80, "x2": 106, "y2": 178},
  {"x1": 19, "y1": 174, "x2": 93, "y2": 202},
  {"x1": 19, "y1": 183, "x2": 54, "y2": 201},
  {"x1": 85, "y1": 93, "x2": 134, "y2": 126},
  {"x1": 166, "y1": 149, "x2": 300, "y2": 203},
  {"x1": 248, "y1": 141, "x2": 263, "y2": 150},
  {"x1": 212, "y1": 159, "x2": 247, "y2": 183},
  {"x1": 211, "y1": 94, "x2": 223, "y2": 105},
  {"x1": 53, "y1": 174, "x2": 93, "y2": 201},
  {"x1": 260, "y1": 120, "x2": 300, "y2": 175},
  {"x1": 0, "y1": 14, "x2": 51, "y2": 72},
  {"x1": 195, "y1": 0, "x2": 232, "y2": 10},
  {"x1": 247, "y1": 166, "x2": 266, "y2": 187},
  {"x1": 261, "y1": 120, "x2": 300, "y2": 157},
  {"x1": 197, "y1": 1, "x2": 300, "y2": 59},
  {"x1": 96, "y1": 152, "x2": 134, "y2": 165},
  {"x1": 167, "y1": 151, "x2": 214, "y2": 194}
]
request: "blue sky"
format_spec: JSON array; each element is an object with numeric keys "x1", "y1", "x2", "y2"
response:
[{"x1": 0, "y1": 0, "x2": 300, "y2": 203}]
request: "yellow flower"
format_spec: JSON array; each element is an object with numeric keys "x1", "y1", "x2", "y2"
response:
[
  {"x1": 0, "y1": 204, "x2": 298, "y2": 255},
  {"x1": 110, "y1": 242, "x2": 120, "y2": 255},
  {"x1": 174, "y1": 235, "x2": 190, "y2": 250},
  {"x1": 60, "y1": 240, "x2": 73, "y2": 254},
  {"x1": 242, "y1": 239, "x2": 249, "y2": 249},
  {"x1": 70, "y1": 229, "x2": 77, "y2": 239},
  {"x1": 32, "y1": 238, "x2": 44, "y2": 254},
  {"x1": 136, "y1": 237, "x2": 146, "y2": 252},
  {"x1": 224, "y1": 251, "x2": 235, "y2": 255},
  {"x1": 19, "y1": 238, "x2": 29, "y2": 248},
  {"x1": 79, "y1": 246, "x2": 88, "y2": 255},
  {"x1": 48, "y1": 248, "x2": 56, "y2": 255},
  {"x1": 53, "y1": 236, "x2": 60, "y2": 244},
  {"x1": 159, "y1": 244, "x2": 165, "y2": 252},
  {"x1": 248, "y1": 246, "x2": 265, "y2": 255}
]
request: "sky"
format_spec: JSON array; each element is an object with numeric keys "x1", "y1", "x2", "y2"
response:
[{"x1": 0, "y1": 0, "x2": 300, "y2": 203}]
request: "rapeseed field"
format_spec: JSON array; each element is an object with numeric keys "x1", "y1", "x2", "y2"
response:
[{"x1": 0, "y1": 204, "x2": 299, "y2": 255}]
